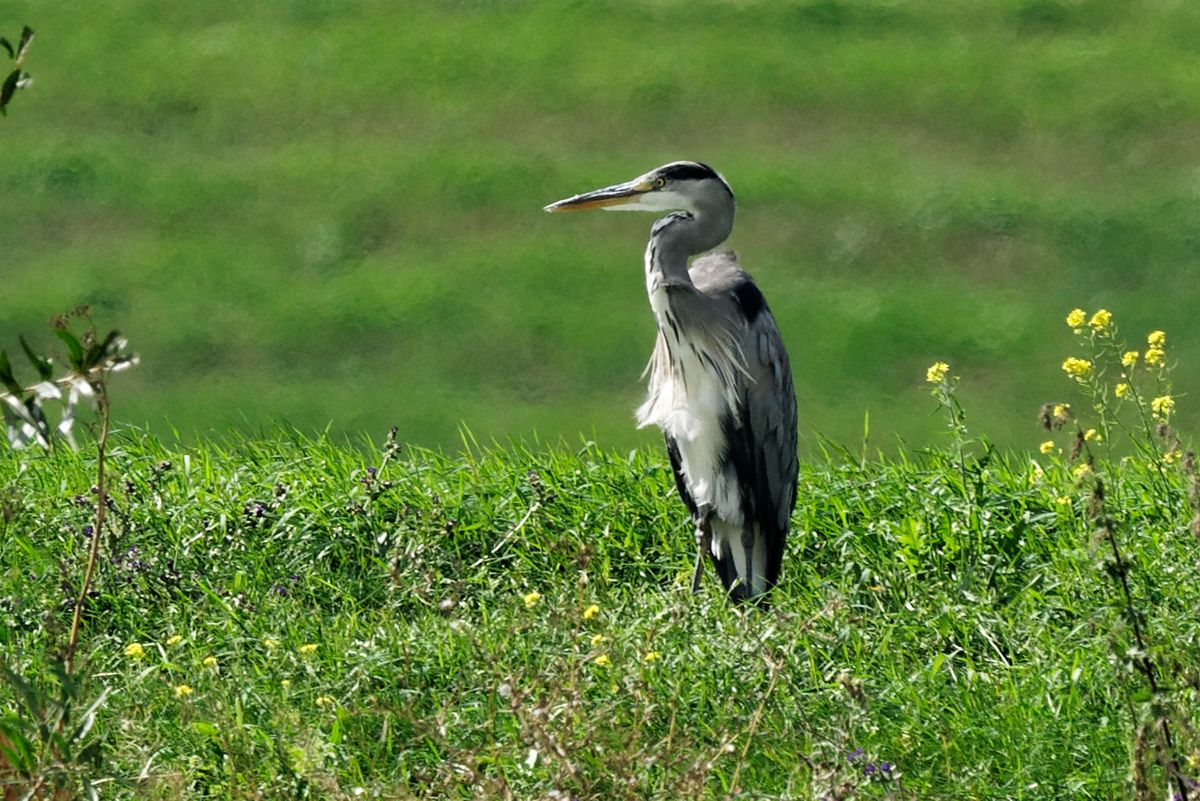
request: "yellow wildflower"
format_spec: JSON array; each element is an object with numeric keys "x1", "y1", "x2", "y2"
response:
[
  {"x1": 1072, "y1": 463, "x2": 1092, "y2": 480},
  {"x1": 174, "y1": 684, "x2": 194, "y2": 698},
  {"x1": 1039, "y1": 441, "x2": 1055, "y2": 455},
  {"x1": 1164, "y1": 450, "x2": 1180, "y2": 465},
  {"x1": 1145, "y1": 347, "x2": 1165, "y2": 367},
  {"x1": 1088, "y1": 309, "x2": 1111, "y2": 330},
  {"x1": 582, "y1": 604, "x2": 600, "y2": 620},
  {"x1": 1061, "y1": 357, "x2": 1092, "y2": 379},
  {"x1": 594, "y1": 654, "x2": 610, "y2": 667},
  {"x1": 315, "y1": 695, "x2": 335, "y2": 708},
  {"x1": 1148, "y1": 330, "x2": 1166, "y2": 346},
  {"x1": 1115, "y1": 383, "x2": 1130, "y2": 399},
  {"x1": 124, "y1": 642, "x2": 145, "y2": 660},
  {"x1": 522, "y1": 591, "x2": 541, "y2": 608},
  {"x1": 1055, "y1": 496, "x2": 1072, "y2": 506},
  {"x1": 1084, "y1": 429, "x2": 1100, "y2": 442},
  {"x1": 281, "y1": 679, "x2": 291, "y2": 689},
  {"x1": 298, "y1": 643, "x2": 318, "y2": 656},
  {"x1": 643, "y1": 651, "x2": 662, "y2": 663},
  {"x1": 202, "y1": 656, "x2": 218, "y2": 668},
  {"x1": 1121, "y1": 351, "x2": 1138, "y2": 369},
  {"x1": 264, "y1": 638, "x2": 280, "y2": 651},
  {"x1": 165, "y1": 635, "x2": 183, "y2": 647},
  {"x1": 1065, "y1": 308, "x2": 1086, "y2": 329},
  {"x1": 1151, "y1": 395, "x2": 1175, "y2": 418},
  {"x1": 925, "y1": 362, "x2": 950, "y2": 384},
  {"x1": 1053, "y1": 403, "x2": 1070, "y2": 421},
  {"x1": 590, "y1": 634, "x2": 606, "y2": 647},
  {"x1": 1029, "y1": 464, "x2": 1044, "y2": 486}
]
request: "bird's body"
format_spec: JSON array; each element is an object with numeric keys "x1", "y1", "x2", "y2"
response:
[{"x1": 546, "y1": 161, "x2": 798, "y2": 603}]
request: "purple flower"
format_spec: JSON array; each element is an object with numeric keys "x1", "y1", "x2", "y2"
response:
[
  {"x1": 881, "y1": 762, "x2": 893, "y2": 773},
  {"x1": 864, "y1": 763, "x2": 877, "y2": 775},
  {"x1": 846, "y1": 748, "x2": 864, "y2": 762},
  {"x1": 82, "y1": 525, "x2": 94, "y2": 537}
]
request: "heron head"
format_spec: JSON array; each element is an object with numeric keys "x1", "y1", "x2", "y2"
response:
[{"x1": 543, "y1": 161, "x2": 733, "y2": 215}]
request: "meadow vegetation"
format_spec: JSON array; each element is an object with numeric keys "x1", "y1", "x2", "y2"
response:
[
  {"x1": 0, "y1": 308, "x2": 1197, "y2": 798},
  {"x1": 4, "y1": 1, "x2": 1200, "y2": 798}
]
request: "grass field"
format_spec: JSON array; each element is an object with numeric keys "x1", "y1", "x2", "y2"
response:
[
  {"x1": 3, "y1": 3, "x2": 1200, "y2": 798},
  {"x1": 1, "y1": 419, "x2": 1197, "y2": 798},
  {"x1": 3, "y1": 0, "x2": 1199, "y2": 450}
]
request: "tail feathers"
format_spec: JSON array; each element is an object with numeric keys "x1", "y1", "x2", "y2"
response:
[{"x1": 709, "y1": 519, "x2": 772, "y2": 603}]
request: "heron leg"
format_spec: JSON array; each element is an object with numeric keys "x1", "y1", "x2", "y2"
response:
[
  {"x1": 740, "y1": 528, "x2": 756, "y2": 600},
  {"x1": 690, "y1": 510, "x2": 713, "y2": 594}
]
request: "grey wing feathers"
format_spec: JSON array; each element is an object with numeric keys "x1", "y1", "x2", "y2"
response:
[
  {"x1": 693, "y1": 251, "x2": 798, "y2": 591},
  {"x1": 743, "y1": 305, "x2": 798, "y2": 586}
]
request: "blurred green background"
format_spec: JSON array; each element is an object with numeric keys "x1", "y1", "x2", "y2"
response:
[{"x1": 2, "y1": 0, "x2": 1197, "y2": 452}]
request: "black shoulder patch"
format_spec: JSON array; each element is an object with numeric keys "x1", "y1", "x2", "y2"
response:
[{"x1": 732, "y1": 280, "x2": 766, "y2": 323}]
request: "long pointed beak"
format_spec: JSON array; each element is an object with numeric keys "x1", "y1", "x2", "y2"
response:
[{"x1": 543, "y1": 178, "x2": 653, "y2": 213}]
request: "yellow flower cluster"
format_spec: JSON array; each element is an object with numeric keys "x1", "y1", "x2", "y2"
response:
[
  {"x1": 1144, "y1": 330, "x2": 1166, "y2": 367},
  {"x1": 165, "y1": 635, "x2": 183, "y2": 647},
  {"x1": 642, "y1": 651, "x2": 662, "y2": 663},
  {"x1": 202, "y1": 656, "x2": 218, "y2": 668},
  {"x1": 590, "y1": 634, "x2": 606, "y2": 646},
  {"x1": 1055, "y1": 496, "x2": 1072, "y2": 507},
  {"x1": 1053, "y1": 403, "x2": 1070, "y2": 421},
  {"x1": 583, "y1": 604, "x2": 600, "y2": 620},
  {"x1": 1072, "y1": 463, "x2": 1092, "y2": 480},
  {"x1": 523, "y1": 591, "x2": 541, "y2": 608},
  {"x1": 1151, "y1": 395, "x2": 1175, "y2": 419},
  {"x1": 1084, "y1": 429, "x2": 1101, "y2": 443},
  {"x1": 174, "y1": 684, "x2": 194, "y2": 698},
  {"x1": 1115, "y1": 383, "x2": 1130, "y2": 399},
  {"x1": 1066, "y1": 309, "x2": 1086, "y2": 329},
  {"x1": 1088, "y1": 309, "x2": 1111, "y2": 330},
  {"x1": 925, "y1": 362, "x2": 950, "y2": 384},
  {"x1": 315, "y1": 695, "x2": 335, "y2": 708},
  {"x1": 124, "y1": 642, "x2": 145, "y2": 660},
  {"x1": 594, "y1": 654, "x2": 610, "y2": 667},
  {"x1": 1121, "y1": 351, "x2": 1138, "y2": 369},
  {"x1": 298, "y1": 643, "x2": 318, "y2": 656},
  {"x1": 1039, "y1": 441, "x2": 1055, "y2": 454},
  {"x1": 1061, "y1": 357, "x2": 1092, "y2": 379}
]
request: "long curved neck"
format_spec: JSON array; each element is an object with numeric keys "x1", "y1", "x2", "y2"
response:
[{"x1": 644, "y1": 199, "x2": 735, "y2": 290}]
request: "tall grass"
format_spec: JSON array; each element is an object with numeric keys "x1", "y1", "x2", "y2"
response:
[{"x1": 1, "y1": 406, "x2": 1196, "y2": 797}]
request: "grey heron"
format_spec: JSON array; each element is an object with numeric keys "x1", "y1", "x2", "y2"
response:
[{"x1": 545, "y1": 161, "x2": 798, "y2": 603}]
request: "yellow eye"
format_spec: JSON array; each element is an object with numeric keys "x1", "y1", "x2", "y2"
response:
[{"x1": 654, "y1": 177, "x2": 666, "y2": 188}]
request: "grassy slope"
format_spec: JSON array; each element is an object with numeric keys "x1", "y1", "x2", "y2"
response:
[
  {"x1": 2, "y1": 0, "x2": 1199, "y2": 450},
  {"x1": 2, "y1": 430, "x2": 1197, "y2": 798}
]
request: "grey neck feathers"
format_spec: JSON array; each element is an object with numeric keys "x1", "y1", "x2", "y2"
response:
[{"x1": 645, "y1": 199, "x2": 735, "y2": 285}]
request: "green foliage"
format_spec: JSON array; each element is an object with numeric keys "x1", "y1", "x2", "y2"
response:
[
  {"x1": 0, "y1": 661, "x2": 110, "y2": 800},
  {"x1": 1, "y1": 429, "x2": 1197, "y2": 798},
  {"x1": 2, "y1": 2, "x2": 1199, "y2": 448},
  {"x1": 1, "y1": 313, "x2": 137, "y2": 450},
  {"x1": 0, "y1": 25, "x2": 32, "y2": 115}
]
